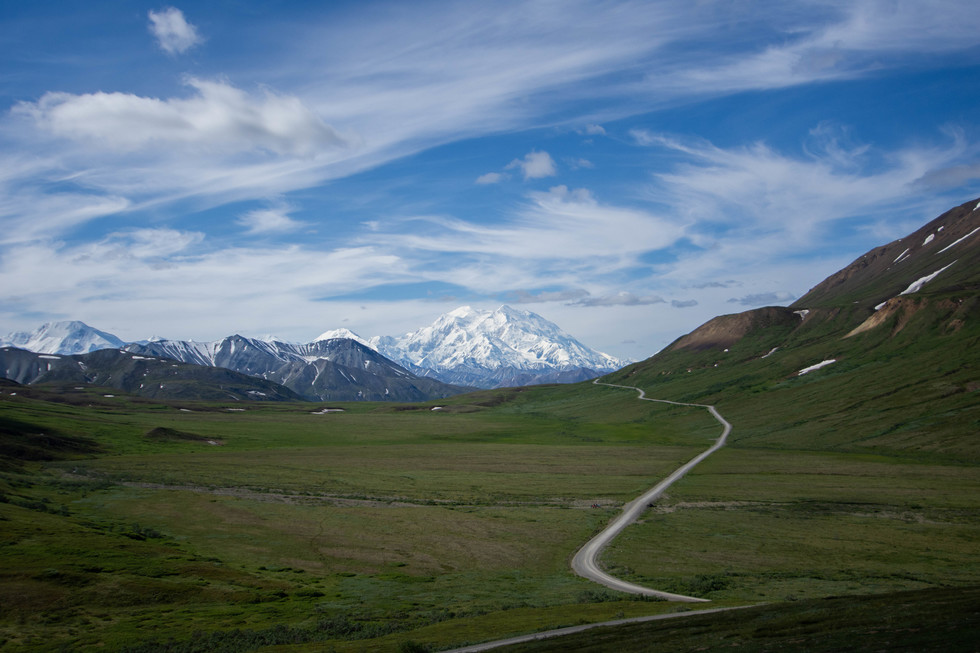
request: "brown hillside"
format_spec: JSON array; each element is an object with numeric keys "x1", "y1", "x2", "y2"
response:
[{"x1": 668, "y1": 306, "x2": 800, "y2": 351}]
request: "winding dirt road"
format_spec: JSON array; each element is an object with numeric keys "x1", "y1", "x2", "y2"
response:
[{"x1": 570, "y1": 380, "x2": 732, "y2": 602}]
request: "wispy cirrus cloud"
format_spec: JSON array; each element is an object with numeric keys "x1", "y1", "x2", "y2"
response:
[
  {"x1": 632, "y1": 125, "x2": 977, "y2": 249},
  {"x1": 641, "y1": 0, "x2": 980, "y2": 97},
  {"x1": 237, "y1": 203, "x2": 305, "y2": 234},
  {"x1": 475, "y1": 172, "x2": 506, "y2": 185},
  {"x1": 727, "y1": 292, "x2": 795, "y2": 307},
  {"x1": 508, "y1": 288, "x2": 590, "y2": 304},
  {"x1": 370, "y1": 185, "x2": 685, "y2": 262},
  {"x1": 573, "y1": 291, "x2": 666, "y2": 307},
  {"x1": 0, "y1": 235, "x2": 410, "y2": 340}
]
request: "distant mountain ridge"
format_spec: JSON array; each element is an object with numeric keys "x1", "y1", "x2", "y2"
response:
[
  {"x1": 2, "y1": 305, "x2": 624, "y2": 391},
  {"x1": 123, "y1": 335, "x2": 466, "y2": 401},
  {"x1": 0, "y1": 347, "x2": 303, "y2": 402}
]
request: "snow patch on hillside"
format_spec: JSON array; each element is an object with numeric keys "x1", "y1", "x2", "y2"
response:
[
  {"x1": 798, "y1": 359, "x2": 836, "y2": 375},
  {"x1": 938, "y1": 227, "x2": 980, "y2": 254},
  {"x1": 900, "y1": 261, "x2": 956, "y2": 296}
]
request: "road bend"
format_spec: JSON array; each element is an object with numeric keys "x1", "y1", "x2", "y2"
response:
[{"x1": 570, "y1": 380, "x2": 733, "y2": 602}]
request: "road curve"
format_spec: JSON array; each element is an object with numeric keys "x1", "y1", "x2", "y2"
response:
[{"x1": 569, "y1": 380, "x2": 733, "y2": 602}]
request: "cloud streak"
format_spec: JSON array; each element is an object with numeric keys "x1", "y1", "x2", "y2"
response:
[{"x1": 16, "y1": 78, "x2": 345, "y2": 156}]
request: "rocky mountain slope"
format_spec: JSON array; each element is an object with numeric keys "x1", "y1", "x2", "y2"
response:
[
  {"x1": 0, "y1": 347, "x2": 303, "y2": 402},
  {"x1": 123, "y1": 335, "x2": 468, "y2": 402},
  {"x1": 604, "y1": 196, "x2": 980, "y2": 459}
]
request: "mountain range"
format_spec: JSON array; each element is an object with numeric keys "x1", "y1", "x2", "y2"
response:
[
  {"x1": 0, "y1": 346, "x2": 303, "y2": 402},
  {"x1": 122, "y1": 336, "x2": 466, "y2": 402},
  {"x1": 4, "y1": 197, "x2": 976, "y2": 404},
  {"x1": 1, "y1": 305, "x2": 625, "y2": 400}
]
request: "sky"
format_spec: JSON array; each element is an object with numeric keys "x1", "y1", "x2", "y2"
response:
[{"x1": 2, "y1": 0, "x2": 980, "y2": 361}]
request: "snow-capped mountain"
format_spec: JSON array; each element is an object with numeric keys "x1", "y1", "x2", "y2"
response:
[
  {"x1": 0, "y1": 346, "x2": 303, "y2": 402},
  {"x1": 2, "y1": 307, "x2": 626, "y2": 394},
  {"x1": 0, "y1": 321, "x2": 125, "y2": 355},
  {"x1": 123, "y1": 334, "x2": 466, "y2": 402},
  {"x1": 368, "y1": 305, "x2": 626, "y2": 388},
  {"x1": 314, "y1": 328, "x2": 372, "y2": 348}
]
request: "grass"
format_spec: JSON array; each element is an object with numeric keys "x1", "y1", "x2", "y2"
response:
[
  {"x1": 443, "y1": 585, "x2": 980, "y2": 652},
  {"x1": 0, "y1": 384, "x2": 717, "y2": 651}
]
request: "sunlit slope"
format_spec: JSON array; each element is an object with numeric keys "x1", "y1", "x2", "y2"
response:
[{"x1": 604, "y1": 198, "x2": 980, "y2": 459}]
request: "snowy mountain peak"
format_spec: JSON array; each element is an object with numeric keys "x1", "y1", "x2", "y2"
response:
[
  {"x1": 0, "y1": 320, "x2": 125, "y2": 355},
  {"x1": 447, "y1": 305, "x2": 477, "y2": 319},
  {"x1": 370, "y1": 305, "x2": 626, "y2": 387},
  {"x1": 314, "y1": 327, "x2": 367, "y2": 345}
]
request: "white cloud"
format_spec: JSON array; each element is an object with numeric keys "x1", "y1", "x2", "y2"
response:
[
  {"x1": 372, "y1": 185, "x2": 686, "y2": 265},
  {"x1": 574, "y1": 291, "x2": 666, "y2": 307},
  {"x1": 671, "y1": 299, "x2": 698, "y2": 308},
  {"x1": 727, "y1": 292, "x2": 795, "y2": 306},
  {"x1": 0, "y1": 237, "x2": 411, "y2": 342},
  {"x1": 506, "y1": 150, "x2": 557, "y2": 180},
  {"x1": 510, "y1": 289, "x2": 590, "y2": 304},
  {"x1": 16, "y1": 78, "x2": 344, "y2": 157},
  {"x1": 625, "y1": 128, "x2": 979, "y2": 303},
  {"x1": 475, "y1": 172, "x2": 506, "y2": 184},
  {"x1": 634, "y1": 129, "x2": 972, "y2": 243},
  {"x1": 641, "y1": 1, "x2": 980, "y2": 97},
  {"x1": 567, "y1": 157, "x2": 595, "y2": 170},
  {"x1": 84, "y1": 228, "x2": 205, "y2": 261},
  {"x1": 238, "y1": 204, "x2": 305, "y2": 234},
  {"x1": 0, "y1": 191, "x2": 130, "y2": 245},
  {"x1": 148, "y1": 7, "x2": 203, "y2": 55}
]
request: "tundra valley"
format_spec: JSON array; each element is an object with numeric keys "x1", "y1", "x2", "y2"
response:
[{"x1": 1, "y1": 199, "x2": 978, "y2": 651}]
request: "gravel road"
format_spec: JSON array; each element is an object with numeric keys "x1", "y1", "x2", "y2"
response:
[{"x1": 569, "y1": 380, "x2": 732, "y2": 602}]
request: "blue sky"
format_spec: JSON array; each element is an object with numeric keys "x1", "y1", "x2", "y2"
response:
[{"x1": 2, "y1": 0, "x2": 980, "y2": 359}]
